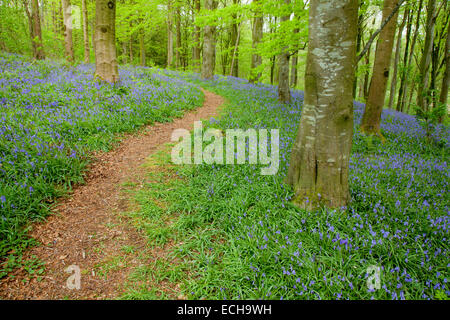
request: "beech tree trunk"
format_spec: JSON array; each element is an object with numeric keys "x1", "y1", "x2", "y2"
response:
[
  {"x1": 94, "y1": 0, "x2": 119, "y2": 83},
  {"x1": 82, "y1": 0, "x2": 90, "y2": 64},
  {"x1": 192, "y1": 0, "x2": 201, "y2": 72},
  {"x1": 139, "y1": 31, "x2": 145, "y2": 66},
  {"x1": 417, "y1": 0, "x2": 437, "y2": 112},
  {"x1": 249, "y1": 0, "x2": 263, "y2": 83},
  {"x1": 286, "y1": 0, "x2": 358, "y2": 210},
  {"x1": 31, "y1": 0, "x2": 45, "y2": 60},
  {"x1": 361, "y1": 0, "x2": 400, "y2": 136},
  {"x1": 201, "y1": 0, "x2": 218, "y2": 80},
  {"x1": 62, "y1": 0, "x2": 74, "y2": 62},
  {"x1": 230, "y1": 0, "x2": 240, "y2": 77},
  {"x1": 175, "y1": 3, "x2": 182, "y2": 69},
  {"x1": 388, "y1": 9, "x2": 408, "y2": 109},
  {"x1": 277, "y1": 0, "x2": 291, "y2": 104},
  {"x1": 397, "y1": 0, "x2": 423, "y2": 112},
  {"x1": 167, "y1": 0, "x2": 174, "y2": 68},
  {"x1": 439, "y1": 19, "x2": 450, "y2": 121},
  {"x1": 290, "y1": 51, "x2": 298, "y2": 88}
]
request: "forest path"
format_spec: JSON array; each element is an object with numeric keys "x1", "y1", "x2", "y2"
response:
[{"x1": 0, "y1": 89, "x2": 224, "y2": 299}]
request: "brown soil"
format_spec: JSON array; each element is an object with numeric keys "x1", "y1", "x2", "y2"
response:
[{"x1": 0, "y1": 89, "x2": 223, "y2": 300}]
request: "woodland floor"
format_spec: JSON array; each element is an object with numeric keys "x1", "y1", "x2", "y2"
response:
[{"x1": 0, "y1": 89, "x2": 223, "y2": 299}]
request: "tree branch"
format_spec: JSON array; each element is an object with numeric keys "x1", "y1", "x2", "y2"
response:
[{"x1": 357, "y1": 0, "x2": 406, "y2": 63}]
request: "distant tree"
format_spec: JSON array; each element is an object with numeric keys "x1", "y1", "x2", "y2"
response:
[
  {"x1": 62, "y1": 0, "x2": 74, "y2": 62},
  {"x1": 249, "y1": 0, "x2": 263, "y2": 83},
  {"x1": 277, "y1": 0, "x2": 291, "y2": 104},
  {"x1": 82, "y1": 0, "x2": 90, "y2": 64},
  {"x1": 287, "y1": 0, "x2": 358, "y2": 210}
]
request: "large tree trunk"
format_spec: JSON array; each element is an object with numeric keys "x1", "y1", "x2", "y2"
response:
[
  {"x1": 277, "y1": 0, "x2": 291, "y2": 104},
  {"x1": 439, "y1": 18, "x2": 450, "y2": 121},
  {"x1": 249, "y1": 0, "x2": 263, "y2": 83},
  {"x1": 192, "y1": 0, "x2": 201, "y2": 72},
  {"x1": 361, "y1": 0, "x2": 400, "y2": 136},
  {"x1": 388, "y1": 9, "x2": 408, "y2": 109},
  {"x1": 417, "y1": 0, "x2": 437, "y2": 112},
  {"x1": 94, "y1": 0, "x2": 119, "y2": 83},
  {"x1": 82, "y1": 0, "x2": 90, "y2": 64},
  {"x1": 31, "y1": 0, "x2": 45, "y2": 60},
  {"x1": 62, "y1": 0, "x2": 74, "y2": 62},
  {"x1": 201, "y1": 0, "x2": 218, "y2": 80},
  {"x1": 287, "y1": 0, "x2": 358, "y2": 210},
  {"x1": 167, "y1": 0, "x2": 174, "y2": 68}
]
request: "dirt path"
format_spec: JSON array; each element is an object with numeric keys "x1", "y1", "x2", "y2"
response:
[{"x1": 0, "y1": 89, "x2": 223, "y2": 300}]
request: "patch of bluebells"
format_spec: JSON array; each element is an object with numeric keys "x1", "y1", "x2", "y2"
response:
[
  {"x1": 0, "y1": 53, "x2": 202, "y2": 257},
  {"x1": 177, "y1": 74, "x2": 449, "y2": 300}
]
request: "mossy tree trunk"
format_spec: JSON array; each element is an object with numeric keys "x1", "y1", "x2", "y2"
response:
[
  {"x1": 62, "y1": 0, "x2": 74, "y2": 62},
  {"x1": 286, "y1": 0, "x2": 358, "y2": 210}
]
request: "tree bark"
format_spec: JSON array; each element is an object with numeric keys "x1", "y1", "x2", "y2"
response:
[
  {"x1": 139, "y1": 31, "x2": 145, "y2": 66},
  {"x1": 94, "y1": 0, "x2": 119, "y2": 83},
  {"x1": 290, "y1": 50, "x2": 298, "y2": 88},
  {"x1": 201, "y1": 0, "x2": 218, "y2": 80},
  {"x1": 287, "y1": 0, "x2": 358, "y2": 210},
  {"x1": 277, "y1": 0, "x2": 291, "y2": 104},
  {"x1": 175, "y1": 2, "x2": 182, "y2": 69},
  {"x1": 230, "y1": 0, "x2": 240, "y2": 77},
  {"x1": 397, "y1": 0, "x2": 423, "y2": 112},
  {"x1": 31, "y1": 0, "x2": 45, "y2": 60},
  {"x1": 61, "y1": 0, "x2": 74, "y2": 62},
  {"x1": 439, "y1": 17, "x2": 450, "y2": 121},
  {"x1": 192, "y1": 0, "x2": 201, "y2": 72},
  {"x1": 82, "y1": 0, "x2": 90, "y2": 64},
  {"x1": 167, "y1": 0, "x2": 174, "y2": 68},
  {"x1": 388, "y1": 8, "x2": 408, "y2": 109},
  {"x1": 417, "y1": 0, "x2": 437, "y2": 112},
  {"x1": 249, "y1": 0, "x2": 263, "y2": 83},
  {"x1": 361, "y1": 0, "x2": 400, "y2": 136}
]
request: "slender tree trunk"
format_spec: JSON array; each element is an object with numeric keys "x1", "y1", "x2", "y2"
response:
[
  {"x1": 361, "y1": 0, "x2": 400, "y2": 136},
  {"x1": 353, "y1": 6, "x2": 364, "y2": 99},
  {"x1": 201, "y1": 0, "x2": 218, "y2": 80},
  {"x1": 287, "y1": 0, "x2": 358, "y2": 210},
  {"x1": 175, "y1": 3, "x2": 182, "y2": 69},
  {"x1": 417, "y1": 0, "x2": 437, "y2": 112},
  {"x1": 193, "y1": 0, "x2": 201, "y2": 72},
  {"x1": 230, "y1": 0, "x2": 240, "y2": 77},
  {"x1": 94, "y1": 0, "x2": 119, "y2": 83},
  {"x1": 388, "y1": 9, "x2": 408, "y2": 109},
  {"x1": 167, "y1": 0, "x2": 174, "y2": 68},
  {"x1": 82, "y1": 0, "x2": 90, "y2": 64},
  {"x1": 249, "y1": 0, "x2": 263, "y2": 83},
  {"x1": 139, "y1": 31, "x2": 145, "y2": 66},
  {"x1": 62, "y1": 0, "x2": 74, "y2": 62},
  {"x1": 31, "y1": 0, "x2": 45, "y2": 60},
  {"x1": 398, "y1": 0, "x2": 423, "y2": 112},
  {"x1": 396, "y1": 7, "x2": 413, "y2": 111},
  {"x1": 439, "y1": 18, "x2": 450, "y2": 121},
  {"x1": 290, "y1": 50, "x2": 298, "y2": 88},
  {"x1": 278, "y1": 0, "x2": 291, "y2": 104}
]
